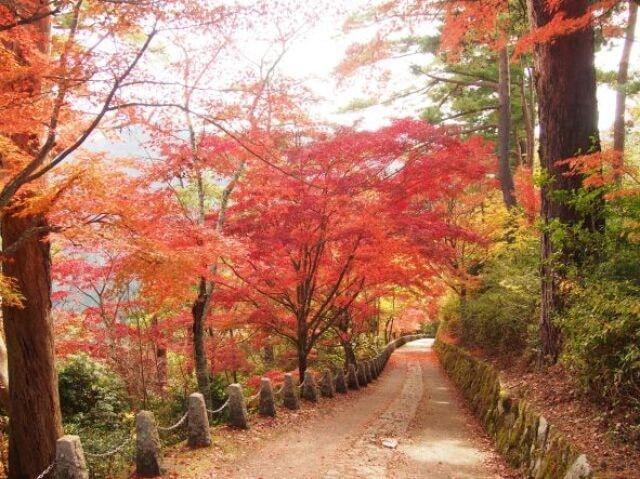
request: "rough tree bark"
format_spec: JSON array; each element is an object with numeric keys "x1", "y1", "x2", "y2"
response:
[
  {"x1": 528, "y1": 0, "x2": 601, "y2": 361},
  {"x1": 1, "y1": 5, "x2": 64, "y2": 477},
  {"x1": 192, "y1": 279, "x2": 211, "y2": 405},
  {"x1": 519, "y1": 68, "x2": 535, "y2": 168},
  {"x1": 497, "y1": 47, "x2": 517, "y2": 208},
  {"x1": 613, "y1": 1, "x2": 637, "y2": 156},
  {"x1": 340, "y1": 339, "x2": 357, "y2": 368},
  {"x1": 2, "y1": 211, "x2": 63, "y2": 478}
]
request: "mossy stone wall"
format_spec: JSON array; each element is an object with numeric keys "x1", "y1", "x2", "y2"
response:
[{"x1": 434, "y1": 340, "x2": 594, "y2": 479}]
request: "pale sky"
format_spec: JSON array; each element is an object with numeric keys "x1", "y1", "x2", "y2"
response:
[
  {"x1": 91, "y1": 3, "x2": 639, "y2": 154},
  {"x1": 275, "y1": 5, "x2": 640, "y2": 135}
]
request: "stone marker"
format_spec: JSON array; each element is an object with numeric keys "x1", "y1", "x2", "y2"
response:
[
  {"x1": 347, "y1": 363, "x2": 360, "y2": 390},
  {"x1": 282, "y1": 372, "x2": 300, "y2": 410},
  {"x1": 320, "y1": 368, "x2": 335, "y2": 398},
  {"x1": 227, "y1": 383, "x2": 249, "y2": 429},
  {"x1": 364, "y1": 361, "x2": 373, "y2": 382},
  {"x1": 136, "y1": 411, "x2": 163, "y2": 477},
  {"x1": 564, "y1": 454, "x2": 592, "y2": 479},
  {"x1": 301, "y1": 370, "x2": 319, "y2": 402},
  {"x1": 187, "y1": 392, "x2": 211, "y2": 448},
  {"x1": 335, "y1": 369, "x2": 348, "y2": 394},
  {"x1": 357, "y1": 362, "x2": 368, "y2": 386},
  {"x1": 382, "y1": 438, "x2": 398, "y2": 449},
  {"x1": 56, "y1": 435, "x2": 89, "y2": 479},
  {"x1": 259, "y1": 377, "x2": 277, "y2": 417}
]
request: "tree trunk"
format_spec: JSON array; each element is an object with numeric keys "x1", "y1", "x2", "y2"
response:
[
  {"x1": 613, "y1": 1, "x2": 637, "y2": 156},
  {"x1": 497, "y1": 47, "x2": 517, "y2": 208},
  {"x1": 151, "y1": 316, "x2": 167, "y2": 388},
  {"x1": 340, "y1": 339, "x2": 357, "y2": 368},
  {"x1": 297, "y1": 344, "x2": 308, "y2": 380},
  {"x1": 519, "y1": 69, "x2": 535, "y2": 168},
  {"x1": 528, "y1": 0, "x2": 601, "y2": 361},
  {"x1": 2, "y1": 210, "x2": 63, "y2": 479},
  {"x1": 261, "y1": 344, "x2": 275, "y2": 365},
  {"x1": 191, "y1": 279, "x2": 211, "y2": 406},
  {"x1": 0, "y1": 336, "x2": 9, "y2": 411}
]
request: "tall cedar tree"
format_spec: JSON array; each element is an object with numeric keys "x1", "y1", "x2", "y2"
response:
[{"x1": 528, "y1": 0, "x2": 601, "y2": 360}]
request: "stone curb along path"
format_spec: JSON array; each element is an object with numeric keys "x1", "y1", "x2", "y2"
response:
[{"x1": 434, "y1": 339, "x2": 594, "y2": 479}]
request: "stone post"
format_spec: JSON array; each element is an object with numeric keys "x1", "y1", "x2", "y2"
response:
[
  {"x1": 357, "y1": 362, "x2": 368, "y2": 387},
  {"x1": 55, "y1": 435, "x2": 89, "y2": 479},
  {"x1": 347, "y1": 363, "x2": 360, "y2": 390},
  {"x1": 136, "y1": 411, "x2": 163, "y2": 477},
  {"x1": 259, "y1": 377, "x2": 277, "y2": 417},
  {"x1": 364, "y1": 361, "x2": 373, "y2": 383},
  {"x1": 227, "y1": 383, "x2": 249, "y2": 429},
  {"x1": 335, "y1": 369, "x2": 348, "y2": 394},
  {"x1": 301, "y1": 370, "x2": 319, "y2": 402},
  {"x1": 320, "y1": 368, "x2": 335, "y2": 398},
  {"x1": 187, "y1": 392, "x2": 211, "y2": 448},
  {"x1": 282, "y1": 372, "x2": 300, "y2": 410}
]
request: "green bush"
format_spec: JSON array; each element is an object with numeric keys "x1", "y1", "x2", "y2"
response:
[
  {"x1": 456, "y1": 232, "x2": 539, "y2": 356},
  {"x1": 421, "y1": 320, "x2": 440, "y2": 337},
  {"x1": 58, "y1": 355, "x2": 133, "y2": 478},
  {"x1": 58, "y1": 354, "x2": 128, "y2": 424},
  {"x1": 561, "y1": 278, "x2": 640, "y2": 417}
]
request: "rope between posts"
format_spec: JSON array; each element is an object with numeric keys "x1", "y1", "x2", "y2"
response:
[
  {"x1": 35, "y1": 462, "x2": 55, "y2": 479},
  {"x1": 208, "y1": 398, "x2": 229, "y2": 415},
  {"x1": 85, "y1": 436, "x2": 133, "y2": 458},
  {"x1": 158, "y1": 412, "x2": 188, "y2": 432}
]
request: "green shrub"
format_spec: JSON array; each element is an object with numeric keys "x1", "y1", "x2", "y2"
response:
[
  {"x1": 421, "y1": 320, "x2": 440, "y2": 337},
  {"x1": 454, "y1": 232, "x2": 539, "y2": 355},
  {"x1": 561, "y1": 278, "x2": 640, "y2": 417},
  {"x1": 58, "y1": 354, "x2": 128, "y2": 424}
]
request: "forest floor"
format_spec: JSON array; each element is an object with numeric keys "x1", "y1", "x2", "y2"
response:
[
  {"x1": 163, "y1": 339, "x2": 516, "y2": 479},
  {"x1": 491, "y1": 357, "x2": 640, "y2": 479}
]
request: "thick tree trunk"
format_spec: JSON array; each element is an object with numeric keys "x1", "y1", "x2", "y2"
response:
[
  {"x1": 2, "y1": 210, "x2": 63, "y2": 478},
  {"x1": 191, "y1": 279, "x2": 211, "y2": 406},
  {"x1": 519, "y1": 70, "x2": 535, "y2": 168},
  {"x1": 0, "y1": 337, "x2": 9, "y2": 411},
  {"x1": 528, "y1": 0, "x2": 601, "y2": 361},
  {"x1": 613, "y1": 1, "x2": 637, "y2": 155},
  {"x1": 497, "y1": 47, "x2": 517, "y2": 208}
]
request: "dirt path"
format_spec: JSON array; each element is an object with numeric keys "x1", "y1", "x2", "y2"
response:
[{"x1": 165, "y1": 339, "x2": 514, "y2": 479}]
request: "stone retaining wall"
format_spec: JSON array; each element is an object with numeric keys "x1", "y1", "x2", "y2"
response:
[{"x1": 434, "y1": 339, "x2": 593, "y2": 479}]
